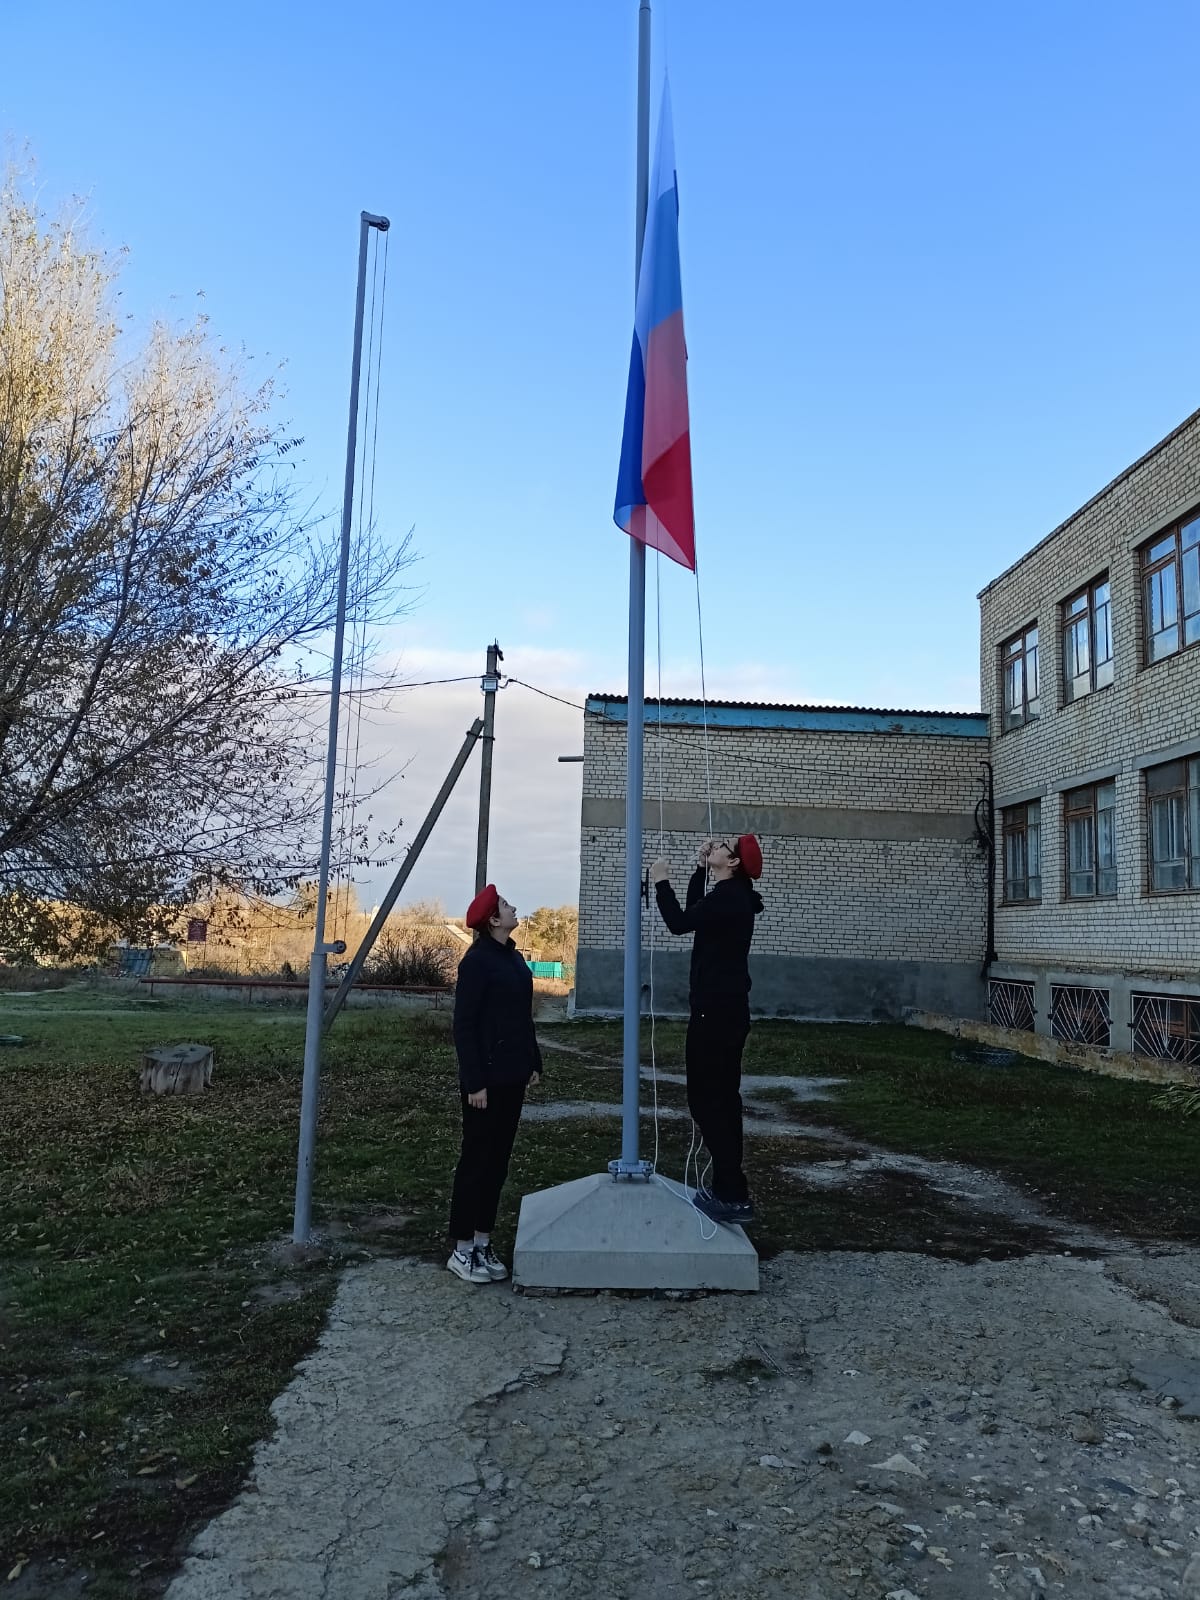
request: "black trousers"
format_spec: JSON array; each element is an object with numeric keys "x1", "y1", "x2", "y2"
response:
[
  {"x1": 685, "y1": 1006, "x2": 751, "y2": 1203},
  {"x1": 448, "y1": 1082, "x2": 527, "y2": 1240}
]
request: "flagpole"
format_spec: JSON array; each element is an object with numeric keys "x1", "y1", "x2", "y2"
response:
[
  {"x1": 613, "y1": 0, "x2": 653, "y2": 1179},
  {"x1": 293, "y1": 208, "x2": 390, "y2": 1245}
]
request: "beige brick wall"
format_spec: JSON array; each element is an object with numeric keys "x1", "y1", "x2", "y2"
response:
[
  {"x1": 578, "y1": 714, "x2": 989, "y2": 964},
  {"x1": 979, "y1": 407, "x2": 1200, "y2": 978},
  {"x1": 583, "y1": 721, "x2": 985, "y2": 812}
]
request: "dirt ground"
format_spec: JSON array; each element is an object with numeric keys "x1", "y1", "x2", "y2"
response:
[
  {"x1": 155, "y1": 1069, "x2": 1200, "y2": 1600},
  {"x1": 155, "y1": 1246, "x2": 1200, "y2": 1600}
]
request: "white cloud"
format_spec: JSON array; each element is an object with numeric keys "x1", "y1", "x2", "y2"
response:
[
  {"x1": 340, "y1": 643, "x2": 588, "y2": 918},
  {"x1": 330, "y1": 636, "x2": 981, "y2": 920}
]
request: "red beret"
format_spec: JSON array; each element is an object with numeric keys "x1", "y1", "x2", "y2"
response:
[
  {"x1": 465, "y1": 883, "x2": 499, "y2": 930},
  {"x1": 736, "y1": 834, "x2": 763, "y2": 880}
]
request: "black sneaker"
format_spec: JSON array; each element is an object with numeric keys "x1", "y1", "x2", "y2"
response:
[{"x1": 693, "y1": 1189, "x2": 755, "y2": 1226}]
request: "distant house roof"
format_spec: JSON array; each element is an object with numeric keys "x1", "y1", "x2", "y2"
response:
[{"x1": 585, "y1": 694, "x2": 988, "y2": 739}]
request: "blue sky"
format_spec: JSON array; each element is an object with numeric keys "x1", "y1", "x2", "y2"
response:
[{"x1": 7, "y1": 0, "x2": 1200, "y2": 913}]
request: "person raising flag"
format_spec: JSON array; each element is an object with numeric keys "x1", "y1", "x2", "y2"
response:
[{"x1": 649, "y1": 835, "x2": 764, "y2": 1225}]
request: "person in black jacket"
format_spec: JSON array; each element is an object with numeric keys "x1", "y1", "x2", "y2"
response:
[
  {"x1": 447, "y1": 882, "x2": 542, "y2": 1284},
  {"x1": 650, "y1": 834, "x2": 764, "y2": 1225}
]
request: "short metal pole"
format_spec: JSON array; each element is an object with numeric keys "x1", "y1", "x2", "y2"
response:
[{"x1": 293, "y1": 209, "x2": 389, "y2": 1245}]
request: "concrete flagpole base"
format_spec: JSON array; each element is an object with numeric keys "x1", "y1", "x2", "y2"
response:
[{"x1": 512, "y1": 1172, "x2": 759, "y2": 1292}]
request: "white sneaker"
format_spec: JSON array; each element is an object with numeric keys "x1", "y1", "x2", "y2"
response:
[
  {"x1": 477, "y1": 1244, "x2": 509, "y2": 1281},
  {"x1": 447, "y1": 1247, "x2": 491, "y2": 1285}
]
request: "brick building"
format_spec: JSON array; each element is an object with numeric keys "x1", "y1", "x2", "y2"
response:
[
  {"x1": 575, "y1": 698, "x2": 990, "y2": 1018},
  {"x1": 982, "y1": 406, "x2": 1200, "y2": 1063},
  {"x1": 575, "y1": 407, "x2": 1200, "y2": 1063}
]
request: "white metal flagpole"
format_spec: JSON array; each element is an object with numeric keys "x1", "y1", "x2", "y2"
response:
[
  {"x1": 612, "y1": 0, "x2": 653, "y2": 1180},
  {"x1": 293, "y1": 208, "x2": 390, "y2": 1245}
]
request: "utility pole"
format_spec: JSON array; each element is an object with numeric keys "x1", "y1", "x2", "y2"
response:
[
  {"x1": 322, "y1": 718, "x2": 485, "y2": 1028},
  {"x1": 475, "y1": 641, "x2": 503, "y2": 894}
]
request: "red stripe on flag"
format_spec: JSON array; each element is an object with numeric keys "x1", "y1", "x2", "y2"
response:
[
  {"x1": 643, "y1": 311, "x2": 689, "y2": 466},
  {"x1": 641, "y1": 434, "x2": 695, "y2": 571},
  {"x1": 639, "y1": 309, "x2": 694, "y2": 570},
  {"x1": 627, "y1": 502, "x2": 693, "y2": 570}
]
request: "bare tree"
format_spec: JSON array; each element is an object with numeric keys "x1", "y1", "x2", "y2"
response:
[
  {"x1": 0, "y1": 174, "x2": 413, "y2": 953},
  {"x1": 518, "y1": 904, "x2": 578, "y2": 965}
]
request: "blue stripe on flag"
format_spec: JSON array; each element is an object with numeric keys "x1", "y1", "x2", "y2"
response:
[{"x1": 613, "y1": 331, "x2": 647, "y2": 530}]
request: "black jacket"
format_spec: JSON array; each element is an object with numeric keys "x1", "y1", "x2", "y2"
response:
[
  {"x1": 655, "y1": 867, "x2": 764, "y2": 1011},
  {"x1": 452, "y1": 935, "x2": 544, "y2": 1094}
]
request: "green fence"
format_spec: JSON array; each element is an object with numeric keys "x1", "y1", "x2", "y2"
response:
[{"x1": 526, "y1": 960, "x2": 573, "y2": 980}]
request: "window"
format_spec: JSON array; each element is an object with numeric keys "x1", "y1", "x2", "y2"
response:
[
  {"x1": 1001, "y1": 625, "x2": 1040, "y2": 730},
  {"x1": 1146, "y1": 757, "x2": 1200, "y2": 892},
  {"x1": 1141, "y1": 512, "x2": 1200, "y2": 663},
  {"x1": 1063, "y1": 780, "x2": 1116, "y2": 898},
  {"x1": 1050, "y1": 986, "x2": 1111, "y2": 1046},
  {"x1": 1002, "y1": 800, "x2": 1041, "y2": 902},
  {"x1": 988, "y1": 979, "x2": 1035, "y2": 1031},
  {"x1": 1132, "y1": 992, "x2": 1200, "y2": 1066},
  {"x1": 1062, "y1": 577, "x2": 1114, "y2": 701}
]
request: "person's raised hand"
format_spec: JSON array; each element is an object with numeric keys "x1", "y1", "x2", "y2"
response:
[{"x1": 649, "y1": 857, "x2": 670, "y2": 884}]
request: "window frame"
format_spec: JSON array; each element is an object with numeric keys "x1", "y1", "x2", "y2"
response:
[
  {"x1": 1000, "y1": 623, "x2": 1040, "y2": 732},
  {"x1": 1001, "y1": 799, "x2": 1041, "y2": 904},
  {"x1": 1146, "y1": 756, "x2": 1200, "y2": 895},
  {"x1": 1063, "y1": 779, "x2": 1117, "y2": 900},
  {"x1": 1049, "y1": 984, "x2": 1112, "y2": 1046},
  {"x1": 1131, "y1": 992, "x2": 1200, "y2": 1066},
  {"x1": 1140, "y1": 511, "x2": 1200, "y2": 665},
  {"x1": 988, "y1": 979, "x2": 1036, "y2": 1031},
  {"x1": 1061, "y1": 575, "x2": 1114, "y2": 703}
]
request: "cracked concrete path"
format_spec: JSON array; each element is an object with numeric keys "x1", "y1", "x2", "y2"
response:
[
  {"x1": 165, "y1": 1261, "x2": 567, "y2": 1600},
  {"x1": 167, "y1": 1250, "x2": 1200, "y2": 1600}
]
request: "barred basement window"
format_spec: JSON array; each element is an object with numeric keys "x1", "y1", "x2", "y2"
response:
[
  {"x1": 1050, "y1": 985, "x2": 1111, "y2": 1046},
  {"x1": 1131, "y1": 992, "x2": 1200, "y2": 1066},
  {"x1": 1064, "y1": 780, "x2": 1116, "y2": 898},
  {"x1": 1001, "y1": 625, "x2": 1040, "y2": 730},
  {"x1": 1002, "y1": 800, "x2": 1041, "y2": 902},
  {"x1": 988, "y1": 979, "x2": 1036, "y2": 1031},
  {"x1": 1146, "y1": 756, "x2": 1200, "y2": 893},
  {"x1": 1062, "y1": 576, "x2": 1114, "y2": 702}
]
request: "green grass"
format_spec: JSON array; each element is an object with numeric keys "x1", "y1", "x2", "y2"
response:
[
  {"x1": 580, "y1": 1016, "x2": 1200, "y2": 1240},
  {"x1": 0, "y1": 994, "x2": 656, "y2": 1594},
  {"x1": 3, "y1": 996, "x2": 1200, "y2": 1592}
]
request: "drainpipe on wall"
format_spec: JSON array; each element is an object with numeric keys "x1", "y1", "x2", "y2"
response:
[{"x1": 976, "y1": 760, "x2": 999, "y2": 981}]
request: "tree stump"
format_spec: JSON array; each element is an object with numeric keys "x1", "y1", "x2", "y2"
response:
[{"x1": 140, "y1": 1043, "x2": 213, "y2": 1096}]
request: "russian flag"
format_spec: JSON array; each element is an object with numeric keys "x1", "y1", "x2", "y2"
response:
[{"x1": 614, "y1": 85, "x2": 695, "y2": 572}]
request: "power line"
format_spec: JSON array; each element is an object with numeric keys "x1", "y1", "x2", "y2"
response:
[
  {"x1": 299, "y1": 668, "x2": 969, "y2": 806},
  {"x1": 503, "y1": 677, "x2": 587, "y2": 712},
  {"x1": 288, "y1": 673, "x2": 481, "y2": 699},
  {"x1": 379, "y1": 673, "x2": 480, "y2": 690}
]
